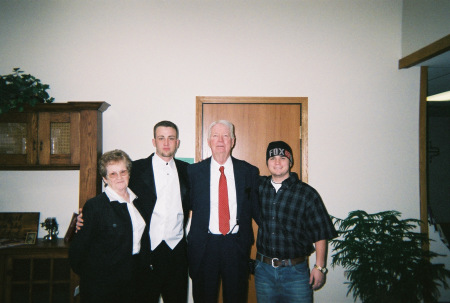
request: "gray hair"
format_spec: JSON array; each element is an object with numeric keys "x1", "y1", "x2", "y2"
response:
[
  {"x1": 207, "y1": 120, "x2": 235, "y2": 140},
  {"x1": 98, "y1": 149, "x2": 132, "y2": 178}
]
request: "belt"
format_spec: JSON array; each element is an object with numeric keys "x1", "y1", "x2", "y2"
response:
[{"x1": 257, "y1": 252, "x2": 306, "y2": 268}]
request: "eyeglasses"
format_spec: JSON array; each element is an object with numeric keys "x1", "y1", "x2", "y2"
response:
[{"x1": 107, "y1": 170, "x2": 129, "y2": 179}]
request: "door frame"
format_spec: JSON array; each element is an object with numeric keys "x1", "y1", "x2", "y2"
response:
[{"x1": 399, "y1": 34, "x2": 450, "y2": 241}]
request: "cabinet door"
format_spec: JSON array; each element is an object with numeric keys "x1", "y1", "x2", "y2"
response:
[
  {"x1": 6, "y1": 256, "x2": 72, "y2": 303},
  {"x1": 0, "y1": 113, "x2": 38, "y2": 165},
  {"x1": 37, "y1": 112, "x2": 80, "y2": 165}
]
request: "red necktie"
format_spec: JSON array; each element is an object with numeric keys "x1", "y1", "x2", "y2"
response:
[{"x1": 219, "y1": 166, "x2": 230, "y2": 235}]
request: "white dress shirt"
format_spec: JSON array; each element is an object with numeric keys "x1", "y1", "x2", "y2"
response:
[
  {"x1": 150, "y1": 155, "x2": 184, "y2": 250},
  {"x1": 104, "y1": 186, "x2": 145, "y2": 255},
  {"x1": 209, "y1": 157, "x2": 239, "y2": 234}
]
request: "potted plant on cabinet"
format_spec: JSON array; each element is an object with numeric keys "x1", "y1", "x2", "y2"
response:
[
  {"x1": 330, "y1": 210, "x2": 450, "y2": 303},
  {"x1": 0, "y1": 67, "x2": 55, "y2": 114}
]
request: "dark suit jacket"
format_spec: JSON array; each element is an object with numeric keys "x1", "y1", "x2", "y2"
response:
[
  {"x1": 69, "y1": 192, "x2": 148, "y2": 300},
  {"x1": 186, "y1": 156, "x2": 260, "y2": 279},
  {"x1": 128, "y1": 153, "x2": 190, "y2": 261}
]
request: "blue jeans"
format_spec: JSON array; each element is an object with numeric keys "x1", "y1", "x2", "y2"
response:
[{"x1": 255, "y1": 259, "x2": 312, "y2": 303}]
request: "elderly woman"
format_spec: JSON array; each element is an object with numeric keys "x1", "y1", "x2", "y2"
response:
[{"x1": 69, "y1": 149, "x2": 148, "y2": 303}]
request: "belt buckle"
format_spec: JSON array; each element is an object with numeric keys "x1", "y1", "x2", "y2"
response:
[{"x1": 271, "y1": 258, "x2": 279, "y2": 268}]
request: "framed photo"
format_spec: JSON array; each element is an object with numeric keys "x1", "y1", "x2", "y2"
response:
[
  {"x1": 25, "y1": 232, "x2": 37, "y2": 244},
  {"x1": 0, "y1": 212, "x2": 40, "y2": 240}
]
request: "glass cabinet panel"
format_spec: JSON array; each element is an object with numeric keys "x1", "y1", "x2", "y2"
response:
[
  {"x1": 50, "y1": 123, "x2": 71, "y2": 155},
  {"x1": 0, "y1": 112, "x2": 35, "y2": 165},
  {"x1": 0, "y1": 123, "x2": 27, "y2": 154}
]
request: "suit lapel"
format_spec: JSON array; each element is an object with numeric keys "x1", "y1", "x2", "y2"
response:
[
  {"x1": 143, "y1": 154, "x2": 157, "y2": 199},
  {"x1": 201, "y1": 158, "x2": 212, "y2": 222},
  {"x1": 131, "y1": 154, "x2": 157, "y2": 220},
  {"x1": 232, "y1": 157, "x2": 244, "y2": 220},
  {"x1": 175, "y1": 159, "x2": 188, "y2": 200}
]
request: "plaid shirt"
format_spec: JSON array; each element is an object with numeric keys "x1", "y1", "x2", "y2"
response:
[{"x1": 257, "y1": 173, "x2": 337, "y2": 259}]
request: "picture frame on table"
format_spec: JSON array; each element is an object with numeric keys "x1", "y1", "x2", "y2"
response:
[{"x1": 25, "y1": 232, "x2": 37, "y2": 244}]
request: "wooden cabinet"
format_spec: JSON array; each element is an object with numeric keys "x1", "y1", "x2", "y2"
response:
[
  {"x1": 0, "y1": 111, "x2": 80, "y2": 167},
  {"x1": 0, "y1": 102, "x2": 109, "y2": 208},
  {"x1": 0, "y1": 239, "x2": 78, "y2": 303},
  {"x1": 0, "y1": 112, "x2": 31, "y2": 166}
]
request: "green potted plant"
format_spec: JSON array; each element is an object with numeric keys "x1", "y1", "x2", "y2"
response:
[
  {"x1": 330, "y1": 210, "x2": 450, "y2": 303},
  {"x1": 0, "y1": 67, "x2": 55, "y2": 114}
]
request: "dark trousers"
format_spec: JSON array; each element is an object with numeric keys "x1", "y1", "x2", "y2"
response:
[
  {"x1": 80, "y1": 255, "x2": 142, "y2": 303},
  {"x1": 80, "y1": 278, "x2": 134, "y2": 303},
  {"x1": 140, "y1": 240, "x2": 188, "y2": 303},
  {"x1": 192, "y1": 234, "x2": 249, "y2": 303}
]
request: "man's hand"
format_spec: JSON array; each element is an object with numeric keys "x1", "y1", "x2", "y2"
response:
[
  {"x1": 310, "y1": 239, "x2": 327, "y2": 290},
  {"x1": 75, "y1": 208, "x2": 84, "y2": 232},
  {"x1": 310, "y1": 267, "x2": 326, "y2": 290}
]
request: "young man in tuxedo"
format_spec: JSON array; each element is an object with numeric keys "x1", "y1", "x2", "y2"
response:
[{"x1": 77, "y1": 121, "x2": 190, "y2": 303}]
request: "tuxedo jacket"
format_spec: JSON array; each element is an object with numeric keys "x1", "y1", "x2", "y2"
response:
[
  {"x1": 128, "y1": 153, "x2": 190, "y2": 261},
  {"x1": 186, "y1": 156, "x2": 260, "y2": 279},
  {"x1": 69, "y1": 192, "x2": 148, "y2": 296}
]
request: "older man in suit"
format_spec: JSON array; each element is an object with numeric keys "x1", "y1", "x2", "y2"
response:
[{"x1": 187, "y1": 120, "x2": 260, "y2": 303}]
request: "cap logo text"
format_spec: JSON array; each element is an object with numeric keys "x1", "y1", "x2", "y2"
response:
[{"x1": 269, "y1": 148, "x2": 285, "y2": 157}]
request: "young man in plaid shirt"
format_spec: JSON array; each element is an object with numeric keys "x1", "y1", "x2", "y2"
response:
[{"x1": 255, "y1": 141, "x2": 337, "y2": 303}]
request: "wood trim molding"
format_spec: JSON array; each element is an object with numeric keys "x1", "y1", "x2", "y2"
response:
[
  {"x1": 419, "y1": 66, "x2": 429, "y2": 248},
  {"x1": 196, "y1": 96, "x2": 308, "y2": 104},
  {"x1": 399, "y1": 34, "x2": 450, "y2": 69},
  {"x1": 15, "y1": 101, "x2": 110, "y2": 113}
]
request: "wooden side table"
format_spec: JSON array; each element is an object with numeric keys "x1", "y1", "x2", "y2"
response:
[{"x1": 0, "y1": 239, "x2": 78, "y2": 303}]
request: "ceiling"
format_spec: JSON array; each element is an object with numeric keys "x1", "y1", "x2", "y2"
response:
[
  {"x1": 421, "y1": 51, "x2": 450, "y2": 96},
  {"x1": 423, "y1": 51, "x2": 450, "y2": 117},
  {"x1": 421, "y1": 50, "x2": 450, "y2": 68}
]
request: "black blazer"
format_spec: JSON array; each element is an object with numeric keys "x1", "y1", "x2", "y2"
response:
[
  {"x1": 69, "y1": 192, "x2": 148, "y2": 300},
  {"x1": 186, "y1": 156, "x2": 260, "y2": 279},
  {"x1": 128, "y1": 153, "x2": 190, "y2": 258}
]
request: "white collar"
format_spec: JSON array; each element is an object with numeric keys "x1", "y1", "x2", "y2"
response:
[
  {"x1": 153, "y1": 153, "x2": 176, "y2": 170},
  {"x1": 211, "y1": 156, "x2": 232, "y2": 171},
  {"x1": 104, "y1": 186, "x2": 137, "y2": 203}
]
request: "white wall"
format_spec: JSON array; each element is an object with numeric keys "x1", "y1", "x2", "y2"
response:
[
  {"x1": 0, "y1": 1, "x2": 441, "y2": 302},
  {"x1": 401, "y1": 0, "x2": 450, "y2": 56}
]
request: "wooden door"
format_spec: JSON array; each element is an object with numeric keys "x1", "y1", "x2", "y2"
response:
[
  {"x1": 196, "y1": 96, "x2": 308, "y2": 302},
  {"x1": 0, "y1": 112, "x2": 37, "y2": 165},
  {"x1": 37, "y1": 112, "x2": 80, "y2": 165}
]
